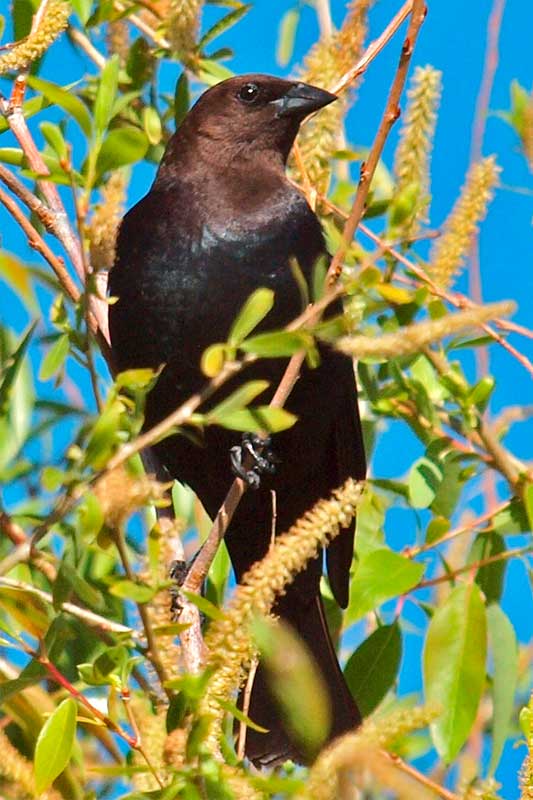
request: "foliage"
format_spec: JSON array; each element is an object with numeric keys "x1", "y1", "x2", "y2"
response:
[{"x1": 0, "y1": 1, "x2": 532, "y2": 799}]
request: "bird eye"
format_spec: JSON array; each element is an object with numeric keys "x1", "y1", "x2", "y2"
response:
[{"x1": 237, "y1": 83, "x2": 260, "y2": 104}]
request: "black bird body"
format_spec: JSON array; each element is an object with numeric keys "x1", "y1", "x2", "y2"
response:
[{"x1": 109, "y1": 74, "x2": 366, "y2": 765}]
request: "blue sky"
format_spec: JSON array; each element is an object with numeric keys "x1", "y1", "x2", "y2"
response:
[{"x1": 1, "y1": 1, "x2": 533, "y2": 797}]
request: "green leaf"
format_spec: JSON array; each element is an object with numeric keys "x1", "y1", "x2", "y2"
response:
[
  {"x1": 181, "y1": 591, "x2": 224, "y2": 621},
  {"x1": 431, "y1": 453, "x2": 464, "y2": 518},
  {"x1": 469, "y1": 532, "x2": 506, "y2": 604},
  {"x1": 94, "y1": 55, "x2": 119, "y2": 136},
  {"x1": 201, "y1": 342, "x2": 227, "y2": 377},
  {"x1": 276, "y1": 8, "x2": 299, "y2": 67},
  {"x1": 493, "y1": 498, "x2": 530, "y2": 535},
  {"x1": 228, "y1": 287, "x2": 274, "y2": 346},
  {"x1": 214, "y1": 697, "x2": 268, "y2": 733},
  {"x1": 198, "y1": 4, "x2": 251, "y2": 49},
  {"x1": 354, "y1": 489, "x2": 386, "y2": 558},
  {"x1": 425, "y1": 516, "x2": 450, "y2": 545},
  {"x1": 142, "y1": 106, "x2": 162, "y2": 145},
  {"x1": 174, "y1": 72, "x2": 190, "y2": 128},
  {"x1": 78, "y1": 491, "x2": 104, "y2": 539},
  {"x1": 70, "y1": 0, "x2": 92, "y2": 24},
  {"x1": 212, "y1": 405, "x2": 297, "y2": 433},
  {"x1": 524, "y1": 482, "x2": 533, "y2": 531},
  {"x1": 197, "y1": 58, "x2": 234, "y2": 85},
  {"x1": 0, "y1": 321, "x2": 36, "y2": 412},
  {"x1": 206, "y1": 380, "x2": 269, "y2": 423},
  {"x1": 240, "y1": 330, "x2": 312, "y2": 357},
  {"x1": 27, "y1": 76, "x2": 92, "y2": 136},
  {"x1": 487, "y1": 604, "x2": 518, "y2": 774},
  {"x1": 253, "y1": 616, "x2": 331, "y2": 759},
  {"x1": 424, "y1": 583, "x2": 487, "y2": 762},
  {"x1": 346, "y1": 549, "x2": 424, "y2": 623},
  {"x1": 0, "y1": 252, "x2": 37, "y2": 311},
  {"x1": 408, "y1": 455, "x2": 444, "y2": 508},
  {"x1": 40, "y1": 121, "x2": 67, "y2": 160},
  {"x1": 95, "y1": 126, "x2": 148, "y2": 178},
  {"x1": 109, "y1": 579, "x2": 156, "y2": 603},
  {"x1": 55, "y1": 559, "x2": 105, "y2": 611},
  {"x1": 344, "y1": 621, "x2": 402, "y2": 717},
  {"x1": 39, "y1": 333, "x2": 69, "y2": 381},
  {"x1": 34, "y1": 698, "x2": 77, "y2": 793}
]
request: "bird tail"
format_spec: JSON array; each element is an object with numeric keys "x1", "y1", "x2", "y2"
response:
[{"x1": 242, "y1": 593, "x2": 361, "y2": 767}]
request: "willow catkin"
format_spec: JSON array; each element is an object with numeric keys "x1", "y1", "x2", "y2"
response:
[
  {"x1": 393, "y1": 65, "x2": 442, "y2": 235},
  {"x1": 0, "y1": 0, "x2": 69, "y2": 76},
  {"x1": 295, "y1": 0, "x2": 372, "y2": 192},
  {"x1": 338, "y1": 301, "x2": 515, "y2": 360},
  {"x1": 199, "y1": 479, "x2": 364, "y2": 752},
  {"x1": 428, "y1": 156, "x2": 500, "y2": 289}
]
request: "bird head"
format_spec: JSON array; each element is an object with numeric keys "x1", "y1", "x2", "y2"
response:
[{"x1": 161, "y1": 74, "x2": 337, "y2": 171}]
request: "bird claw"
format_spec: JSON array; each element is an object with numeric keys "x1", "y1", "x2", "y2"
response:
[{"x1": 230, "y1": 433, "x2": 280, "y2": 489}]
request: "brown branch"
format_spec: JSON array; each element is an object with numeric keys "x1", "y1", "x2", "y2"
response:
[
  {"x1": 330, "y1": 0, "x2": 414, "y2": 95},
  {"x1": 356, "y1": 221, "x2": 533, "y2": 379},
  {"x1": 0, "y1": 0, "x2": 110, "y2": 345},
  {"x1": 327, "y1": 0, "x2": 427, "y2": 284},
  {"x1": 415, "y1": 544, "x2": 532, "y2": 591},
  {"x1": 404, "y1": 499, "x2": 511, "y2": 558},
  {"x1": 112, "y1": 529, "x2": 171, "y2": 699},
  {"x1": 0, "y1": 576, "x2": 137, "y2": 637},
  {"x1": 386, "y1": 752, "x2": 460, "y2": 800},
  {"x1": 0, "y1": 184, "x2": 80, "y2": 304},
  {"x1": 67, "y1": 25, "x2": 106, "y2": 68}
]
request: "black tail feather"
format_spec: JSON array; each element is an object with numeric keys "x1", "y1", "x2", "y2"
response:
[{"x1": 242, "y1": 593, "x2": 361, "y2": 767}]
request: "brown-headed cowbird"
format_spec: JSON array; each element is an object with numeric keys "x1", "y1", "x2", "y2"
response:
[{"x1": 109, "y1": 74, "x2": 366, "y2": 766}]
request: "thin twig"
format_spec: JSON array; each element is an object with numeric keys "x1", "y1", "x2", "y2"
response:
[
  {"x1": 67, "y1": 25, "x2": 106, "y2": 68},
  {"x1": 330, "y1": 0, "x2": 414, "y2": 95},
  {"x1": 237, "y1": 655, "x2": 259, "y2": 760},
  {"x1": 327, "y1": 0, "x2": 427, "y2": 283},
  {"x1": 0, "y1": 185, "x2": 80, "y2": 304},
  {"x1": 386, "y1": 752, "x2": 460, "y2": 800},
  {"x1": 404, "y1": 499, "x2": 511, "y2": 558},
  {"x1": 416, "y1": 544, "x2": 532, "y2": 591},
  {"x1": 0, "y1": 576, "x2": 138, "y2": 637},
  {"x1": 113, "y1": 529, "x2": 171, "y2": 698}
]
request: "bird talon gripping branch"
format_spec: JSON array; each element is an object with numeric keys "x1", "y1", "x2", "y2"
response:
[{"x1": 230, "y1": 433, "x2": 279, "y2": 489}]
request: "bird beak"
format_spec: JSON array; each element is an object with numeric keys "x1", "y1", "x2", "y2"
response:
[{"x1": 271, "y1": 82, "x2": 337, "y2": 119}]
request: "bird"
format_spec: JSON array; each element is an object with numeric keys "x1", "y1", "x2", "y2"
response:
[{"x1": 109, "y1": 73, "x2": 367, "y2": 766}]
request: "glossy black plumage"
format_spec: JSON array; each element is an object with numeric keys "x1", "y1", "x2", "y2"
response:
[{"x1": 109, "y1": 74, "x2": 366, "y2": 766}]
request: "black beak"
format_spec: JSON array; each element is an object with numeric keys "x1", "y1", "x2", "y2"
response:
[{"x1": 271, "y1": 82, "x2": 337, "y2": 119}]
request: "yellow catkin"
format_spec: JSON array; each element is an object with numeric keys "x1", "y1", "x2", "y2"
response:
[
  {"x1": 428, "y1": 156, "x2": 500, "y2": 288},
  {"x1": 338, "y1": 301, "x2": 515, "y2": 360},
  {"x1": 89, "y1": 171, "x2": 127, "y2": 272},
  {"x1": 0, "y1": 729, "x2": 62, "y2": 799},
  {"x1": 199, "y1": 479, "x2": 364, "y2": 752},
  {"x1": 302, "y1": 705, "x2": 440, "y2": 800},
  {"x1": 92, "y1": 465, "x2": 171, "y2": 529},
  {"x1": 295, "y1": 1, "x2": 371, "y2": 192},
  {"x1": 131, "y1": 699, "x2": 169, "y2": 791},
  {"x1": 393, "y1": 65, "x2": 442, "y2": 235},
  {"x1": 165, "y1": 0, "x2": 203, "y2": 62},
  {"x1": 0, "y1": 0, "x2": 69, "y2": 76}
]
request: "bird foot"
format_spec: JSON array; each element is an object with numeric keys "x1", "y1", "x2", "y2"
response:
[
  {"x1": 169, "y1": 555, "x2": 201, "y2": 619},
  {"x1": 230, "y1": 433, "x2": 279, "y2": 489}
]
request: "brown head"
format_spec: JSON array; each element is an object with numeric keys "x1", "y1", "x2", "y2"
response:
[{"x1": 156, "y1": 74, "x2": 336, "y2": 185}]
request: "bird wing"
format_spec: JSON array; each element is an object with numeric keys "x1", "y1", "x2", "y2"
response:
[{"x1": 326, "y1": 355, "x2": 366, "y2": 609}]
